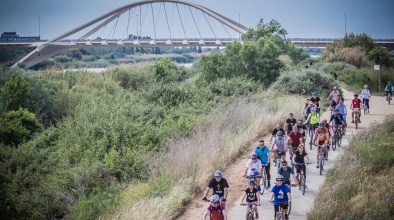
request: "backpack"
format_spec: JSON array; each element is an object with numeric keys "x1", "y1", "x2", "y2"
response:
[{"x1": 210, "y1": 205, "x2": 224, "y2": 220}]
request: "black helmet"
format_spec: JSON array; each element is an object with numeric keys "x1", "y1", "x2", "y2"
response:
[{"x1": 354, "y1": 93, "x2": 359, "y2": 97}]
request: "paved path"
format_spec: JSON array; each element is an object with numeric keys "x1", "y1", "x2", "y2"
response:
[{"x1": 227, "y1": 89, "x2": 393, "y2": 220}]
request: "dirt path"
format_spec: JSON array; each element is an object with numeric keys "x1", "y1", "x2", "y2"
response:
[{"x1": 177, "y1": 88, "x2": 393, "y2": 220}]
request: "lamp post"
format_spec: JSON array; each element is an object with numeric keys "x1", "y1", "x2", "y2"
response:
[
  {"x1": 344, "y1": 13, "x2": 347, "y2": 36},
  {"x1": 37, "y1": 16, "x2": 41, "y2": 39},
  {"x1": 238, "y1": 14, "x2": 241, "y2": 40},
  {"x1": 136, "y1": 15, "x2": 139, "y2": 38}
]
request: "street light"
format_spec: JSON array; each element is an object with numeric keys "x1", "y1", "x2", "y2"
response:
[
  {"x1": 136, "y1": 15, "x2": 139, "y2": 38},
  {"x1": 37, "y1": 16, "x2": 41, "y2": 39},
  {"x1": 344, "y1": 13, "x2": 347, "y2": 36}
]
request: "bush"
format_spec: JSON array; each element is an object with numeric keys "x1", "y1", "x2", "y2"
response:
[{"x1": 54, "y1": 56, "x2": 72, "y2": 63}]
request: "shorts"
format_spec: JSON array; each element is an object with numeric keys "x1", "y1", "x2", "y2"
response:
[{"x1": 274, "y1": 150, "x2": 286, "y2": 157}]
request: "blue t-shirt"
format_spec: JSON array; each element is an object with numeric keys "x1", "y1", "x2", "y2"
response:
[
  {"x1": 271, "y1": 184, "x2": 290, "y2": 206},
  {"x1": 254, "y1": 146, "x2": 270, "y2": 164}
]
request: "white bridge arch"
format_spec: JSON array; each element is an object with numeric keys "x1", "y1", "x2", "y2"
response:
[{"x1": 13, "y1": 0, "x2": 249, "y2": 68}]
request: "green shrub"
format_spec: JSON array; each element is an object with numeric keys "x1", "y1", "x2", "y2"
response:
[{"x1": 54, "y1": 56, "x2": 72, "y2": 63}]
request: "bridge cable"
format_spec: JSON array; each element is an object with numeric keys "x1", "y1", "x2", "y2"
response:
[
  {"x1": 202, "y1": 12, "x2": 217, "y2": 38},
  {"x1": 219, "y1": 21, "x2": 233, "y2": 40},
  {"x1": 176, "y1": 3, "x2": 187, "y2": 39},
  {"x1": 170, "y1": 3, "x2": 175, "y2": 36},
  {"x1": 155, "y1": 2, "x2": 162, "y2": 37},
  {"x1": 110, "y1": 16, "x2": 120, "y2": 40},
  {"x1": 141, "y1": 4, "x2": 149, "y2": 37},
  {"x1": 150, "y1": 3, "x2": 156, "y2": 39},
  {"x1": 188, "y1": 6, "x2": 201, "y2": 39},
  {"x1": 123, "y1": 8, "x2": 136, "y2": 39},
  {"x1": 163, "y1": 2, "x2": 172, "y2": 39},
  {"x1": 138, "y1": 5, "x2": 142, "y2": 39}
]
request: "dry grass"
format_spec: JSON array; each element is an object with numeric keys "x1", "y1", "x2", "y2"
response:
[
  {"x1": 307, "y1": 115, "x2": 394, "y2": 220},
  {"x1": 104, "y1": 91, "x2": 304, "y2": 220}
]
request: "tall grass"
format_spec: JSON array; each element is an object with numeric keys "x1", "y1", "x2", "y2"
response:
[
  {"x1": 307, "y1": 115, "x2": 394, "y2": 220},
  {"x1": 104, "y1": 91, "x2": 305, "y2": 220}
]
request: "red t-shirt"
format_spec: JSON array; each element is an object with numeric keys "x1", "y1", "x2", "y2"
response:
[
  {"x1": 288, "y1": 131, "x2": 303, "y2": 146},
  {"x1": 351, "y1": 98, "x2": 361, "y2": 109}
]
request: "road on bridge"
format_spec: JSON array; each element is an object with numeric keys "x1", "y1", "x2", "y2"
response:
[{"x1": 178, "y1": 88, "x2": 393, "y2": 220}]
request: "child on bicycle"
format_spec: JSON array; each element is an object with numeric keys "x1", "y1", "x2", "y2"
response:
[
  {"x1": 350, "y1": 93, "x2": 362, "y2": 123},
  {"x1": 240, "y1": 179, "x2": 260, "y2": 220},
  {"x1": 203, "y1": 194, "x2": 227, "y2": 220},
  {"x1": 269, "y1": 175, "x2": 292, "y2": 220}
]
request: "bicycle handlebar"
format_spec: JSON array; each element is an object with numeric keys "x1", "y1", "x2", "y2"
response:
[{"x1": 240, "y1": 202, "x2": 260, "y2": 206}]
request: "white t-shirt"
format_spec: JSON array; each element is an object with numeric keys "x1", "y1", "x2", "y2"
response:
[
  {"x1": 273, "y1": 137, "x2": 286, "y2": 151},
  {"x1": 361, "y1": 89, "x2": 370, "y2": 100},
  {"x1": 246, "y1": 159, "x2": 262, "y2": 176}
]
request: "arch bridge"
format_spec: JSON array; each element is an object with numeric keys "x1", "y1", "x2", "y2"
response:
[{"x1": 12, "y1": 0, "x2": 248, "y2": 68}]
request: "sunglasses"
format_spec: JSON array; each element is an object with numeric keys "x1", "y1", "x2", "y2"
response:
[
  {"x1": 215, "y1": 176, "x2": 221, "y2": 178},
  {"x1": 277, "y1": 179, "x2": 283, "y2": 182},
  {"x1": 282, "y1": 164, "x2": 288, "y2": 166}
]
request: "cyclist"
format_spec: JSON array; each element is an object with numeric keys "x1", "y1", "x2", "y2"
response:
[
  {"x1": 385, "y1": 81, "x2": 393, "y2": 100},
  {"x1": 269, "y1": 124, "x2": 286, "y2": 143},
  {"x1": 350, "y1": 93, "x2": 362, "y2": 123},
  {"x1": 292, "y1": 144, "x2": 311, "y2": 188},
  {"x1": 285, "y1": 113, "x2": 297, "y2": 136},
  {"x1": 361, "y1": 84, "x2": 371, "y2": 113},
  {"x1": 296, "y1": 120, "x2": 307, "y2": 143},
  {"x1": 240, "y1": 179, "x2": 261, "y2": 220},
  {"x1": 269, "y1": 175, "x2": 292, "y2": 220},
  {"x1": 304, "y1": 107, "x2": 320, "y2": 134},
  {"x1": 335, "y1": 100, "x2": 348, "y2": 127},
  {"x1": 313, "y1": 122, "x2": 329, "y2": 168},
  {"x1": 329, "y1": 99, "x2": 337, "y2": 114},
  {"x1": 276, "y1": 161, "x2": 298, "y2": 192},
  {"x1": 329, "y1": 109, "x2": 344, "y2": 137},
  {"x1": 327, "y1": 86, "x2": 340, "y2": 101},
  {"x1": 321, "y1": 118, "x2": 332, "y2": 138},
  {"x1": 301, "y1": 99, "x2": 310, "y2": 115},
  {"x1": 243, "y1": 154, "x2": 263, "y2": 194},
  {"x1": 203, "y1": 194, "x2": 227, "y2": 220},
  {"x1": 303, "y1": 101, "x2": 316, "y2": 120},
  {"x1": 270, "y1": 131, "x2": 288, "y2": 167},
  {"x1": 254, "y1": 139, "x2": 271, "y2": 188},
  {"x1": 202, "y1": 170, "x2": 229, "y2": 205},
  {"x1": 310, "y1": 92, "x2": 321, "y2": 113},
  {"x1": 286, "y1": 126, "x2": 303, "y2": 160}
]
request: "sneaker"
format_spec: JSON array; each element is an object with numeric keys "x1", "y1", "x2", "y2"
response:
[
  {"x1": 305, "y1": 185, "x2": 308, "y2": 189},
  {"x1": 256, "y1": 212, "x2": 259, "y2": 219},
  {"x1": 316, "y1": 165, "x2": 319, "y2": 168},
  {"x1": 351, "y1": 120, "x2": 354, "y2": 123},
  {"x1": 358, "y1": 119, "x2": 361, "y2": 123},
  {"x1": 285, "y1": 214, "x2": 289, "y2": 220},
  {"x1": 257, "y1": 185, "x2": 261, "y2": 192},
  {"x1": 267, "y1": 182, "x2": 271, "y2": 188},
  {"x1": 259, "y1": 191, "x2": 263, "y2": 195}
]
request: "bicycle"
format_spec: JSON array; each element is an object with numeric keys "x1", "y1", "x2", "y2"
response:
[
  {"x1": 313, "y1": 143, "x2": 326, "y2": 175},
  {"x1": 295, "y1": 163, "x2": 307, "y2": 195},
  {"x1": 241, "y1": 202, "x2": 260, "y2": 220},
  {"x1": 260, "y1": 164, "x2": 269, "y2": 195},
  {"x1": 387, "y1": 92, "x2": 392, "y2": 105},
  {"x1": 363, "y1": 99, "x2": 369, "y2": 115},
  {"x1": 352, "y1": 108, "x2": 363, "y2": 129},
  {"x1": 330, "y1": 124, "x2": 342, "y2": 151},
  {"x1": 269, "y1": 201, "x2": 290, "y2": 220},
  {"x1": 307, "y1": 124, "x2": 318, "y2": 150}
]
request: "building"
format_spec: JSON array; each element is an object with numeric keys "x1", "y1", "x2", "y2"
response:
[{"x1": 0, "y1": 32, "x2": 40, "y2": 42}]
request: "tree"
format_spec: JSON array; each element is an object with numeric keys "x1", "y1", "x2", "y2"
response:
[
  {"x1": 0, "y1": 73, "x2": 32, "y2": 112},
  {"x1": 0, "y1": 108, "x2": 42, "y2": 145}
]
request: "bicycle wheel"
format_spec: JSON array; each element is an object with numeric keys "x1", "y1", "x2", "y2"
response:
[
  {"x1": 248, "y1": 211, "x2": 254, "y2": 220},
  {"x1": 309, "y1": 131, "x2": 313, "y2": 150},
  {"x1": 355, "y1": 117, "x2": 358, "y2": 129},
  {"x1": 338, "y1": 134, "x2": 342, "y2": 147},
  {"x1": 331, "y1": 138, "x2": 336, "y2": 151},
  {"x1": 298, "y1": 174, "x2": 302, "y2": 190},
  {"x1": 288, "y1": 201, "x2": 292, "y2": 216},
  {"x1": 302, "y1": 175, "x2": 306, "y2": 195},
  {"x1": 276, "y1": 212, "x2": 283, "y2": 220},
  {"x1": 388, "y1": 95, "x2": 391, "y2": 105},
  {"x1": 319, "y1": 155, "x2": 323, "y2": 175},
  {"x1": 261, "y1": 173, "x2": 266, "y2": 195}
]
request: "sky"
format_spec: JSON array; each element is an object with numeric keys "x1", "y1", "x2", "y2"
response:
[{"x1": 0, "y1": 0, "x2": 393, "y2": 40}]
